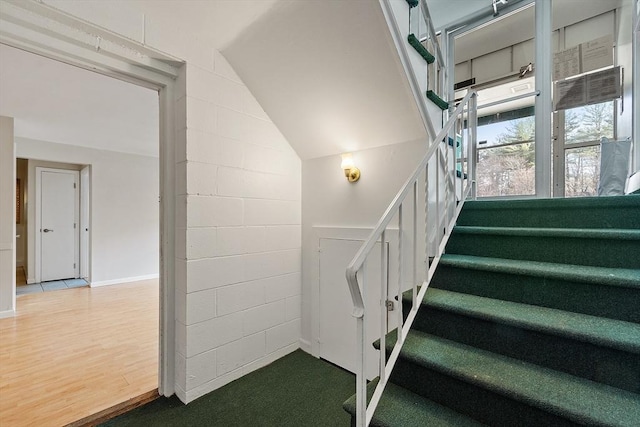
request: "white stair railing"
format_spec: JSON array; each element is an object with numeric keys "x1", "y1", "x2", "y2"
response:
[
  {"x1": 345, "y1": 90, "x2": 478, "y2": 427},
  {"x1": 416, "y1": 0, "x2": 448, "y2": 103}
]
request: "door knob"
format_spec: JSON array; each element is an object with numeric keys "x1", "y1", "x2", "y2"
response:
[{"x1": 43, "y1": 229, "x2": 53, "y2": 233}]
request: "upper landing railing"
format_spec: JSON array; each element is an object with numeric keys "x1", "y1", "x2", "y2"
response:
[
  {"x1": 413, "y1": 0, "x2": 448, "y2": 108},
  {"x1": 380, "y1": 0, "x2": 452, "y2": 139}
]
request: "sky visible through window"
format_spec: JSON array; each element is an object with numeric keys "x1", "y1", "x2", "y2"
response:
[{"x1": 478, "y1": 121, "x2": 512, "y2": 147}]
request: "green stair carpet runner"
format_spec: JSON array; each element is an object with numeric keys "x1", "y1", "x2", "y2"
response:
[
  {"x1": 407, "y1": 34, "x2": 435, "y2": 64},
  {"x1": 426, "y1": 90, "x2": 449, "y2": 110},
  {"x1": 405, "y1": 0, "x2": 418, "y2": 8},
  {"x1": 344, "y1": 194, "x2": 640, "y2": 426}
]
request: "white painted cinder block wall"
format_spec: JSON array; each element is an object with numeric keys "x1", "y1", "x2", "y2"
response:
[
  {"x1": 173, "y1": 60, "x2": 302, "y2": 402},
  {"x1": 40, "y1": 0, "x2": 302, "y2": 403}
]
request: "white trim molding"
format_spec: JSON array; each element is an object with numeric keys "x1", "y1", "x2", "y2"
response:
[
  {"x1": 90, "y1": 273, "x2": 160, "y2": 288},
  {"x1": 0, "y1": 0, "x2": 179, "y2": 87},
  {"x1": 0, "y1": 0, "x2": 183, "y2": 399},
  {"x1": 310, "y1": 226, "x2": 399, "y2": 358},
  {"x1": 0, "y1": 309, "x2": 16, "y2": 319}
]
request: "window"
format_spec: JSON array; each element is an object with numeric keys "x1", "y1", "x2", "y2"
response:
[
  {"x1": 564, "y1": 102, "x2": 614, "y2": 145},
  {"x1": 554, "y1": 101, "x2": 614, "y2": 197},
  {"x1": 476, "y1": 115, "x2": 535, "y2": 197}
]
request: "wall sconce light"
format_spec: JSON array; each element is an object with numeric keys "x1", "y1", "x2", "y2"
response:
[{"x1": 341, "y1": 153, "x2": 360, "y2": 183}]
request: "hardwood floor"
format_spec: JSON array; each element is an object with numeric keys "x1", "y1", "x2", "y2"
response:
[{"x1": 0, "y1": 279, "x2": 159, "y2": 427}]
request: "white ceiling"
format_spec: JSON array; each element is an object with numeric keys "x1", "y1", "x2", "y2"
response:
[
  {"x1": 427, "y1": 0, "x2": 496, "y2": 31},
  {"x1": 0, "y1": 44, "x2": 159, "y2": 157}
]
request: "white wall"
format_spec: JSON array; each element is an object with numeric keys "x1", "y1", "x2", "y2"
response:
[
  {"x1": 301, "y1": 139, "x2": 429, "y2": 348},
  {"x1": 16, "y1": 138, "x2": 159, "y2": 285},
  {"x1": 0, "y1": 116, "x2": 15, "y2": 318}
]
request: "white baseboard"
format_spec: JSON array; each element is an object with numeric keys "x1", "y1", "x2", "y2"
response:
[
  {"x1": 299, "y1": 338, "x2": 312, "y2": 353},
  {"x1": 90, "y1": 273, "x2": 159, "y2": 287},
  {"x1": 0, "y1": 309, "x2": 16, "y2": 319},
  {"x1": 174, "y1": 385, "x2": 187, "y2": 404},
  {"x1": 183, "y1": 342, "x2": 300, "y2": 403}
]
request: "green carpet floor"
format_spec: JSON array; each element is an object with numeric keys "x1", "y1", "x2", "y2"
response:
[
  {"x1": 344, "y1": 195, "x2": 640, "y2": 426},
  {"x1": 103, "y1": 350, "x2": 354, "y2": 427}
]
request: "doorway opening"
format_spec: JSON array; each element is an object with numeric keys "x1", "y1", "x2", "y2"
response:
[
  {"x1": 1, "y1": 1, "x2": 182, "y2": 421},
  {"x1": 1, "y1": 35, "x2": 167, "y2": 426}
]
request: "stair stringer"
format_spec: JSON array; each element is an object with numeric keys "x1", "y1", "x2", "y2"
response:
[{"x1": 378, "y1": 0, "x2": 442, "y2": 140}]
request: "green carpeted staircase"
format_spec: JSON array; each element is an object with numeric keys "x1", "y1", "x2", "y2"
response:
[{"x1": 345, "y1": 195, "x2": 640, "y2": 426}]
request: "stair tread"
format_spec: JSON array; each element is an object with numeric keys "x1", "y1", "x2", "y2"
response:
[
  {"x1": 390, "y1": 331, "x2": 640, "y2": 426},
  {"x1": 343, "y1": 378, "x2": 485, "y2": 427},
  {"x1": 462, "y1": 194, "x2": 640, "y2": 211},
  {"x1": 410, "y1": 288, "x2": 640, "y2": 353},
  {"x1": 453, "y1": 225, "x2": 640, "y2": 240},
  {"x1": 426, "y1": 90, "x2": 448, "y2": 110},
  {"x1": 439, "y1": 254, "x2": 640, "y2": 289},
  {"x1": 456, "y1": 196, "x2": 640, "y2": 229},
  {"x1": 407, "y1": 33, "x2": 435, "y2": 64}
]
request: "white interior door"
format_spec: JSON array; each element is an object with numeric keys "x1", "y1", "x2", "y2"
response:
[
  {"x1": 38, "y1": 168, "x2": 79, "y2": 282},
  {"x1": 319, "y1": 238, "x2": 388, "y2": 380}
]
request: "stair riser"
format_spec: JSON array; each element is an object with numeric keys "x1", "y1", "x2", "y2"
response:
[
  {"x1": 431, "y1": 266, "x2": 640, "y2": 322},
  {"x1": 445, "y1": 233, "x2": 640, "y2": 269},
  {"x1": 344, "y1": 378, "x2": 486, "y2": 427},
  {"x1": 406, "y1": 305, "x2": 640, "y2": 393},
  {"x1": 457, "y1": 197, "x2": 640, "y2": 229},
  {"x1": 345, "y1": 196, "x2": 640, "y2": 425},
  {"x1": 390, "y1": 360, "x2": 576, "y2": 427}
]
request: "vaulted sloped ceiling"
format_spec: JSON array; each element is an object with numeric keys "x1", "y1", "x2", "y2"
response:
[{"x1": 222, "y1": 0, "x2": 426, "y2": 160}]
